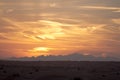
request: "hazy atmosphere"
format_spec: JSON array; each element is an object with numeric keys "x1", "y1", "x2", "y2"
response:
[{"x1": 0, "y1": 0, "x2": 120, "y2": 59}]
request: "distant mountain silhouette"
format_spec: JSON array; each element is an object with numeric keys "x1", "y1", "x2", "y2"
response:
[{"x1": 8, "y1": 53, "x2": 120, "y2": 61}]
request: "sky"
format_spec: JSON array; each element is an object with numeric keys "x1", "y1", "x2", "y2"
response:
[{"x1": 0, "y1": 0, "x2": 120, "y2": 59}]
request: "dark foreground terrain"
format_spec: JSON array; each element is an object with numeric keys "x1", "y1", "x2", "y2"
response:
[{"x1": 0, "y1": 61, "x2": 120, "y2": 80}]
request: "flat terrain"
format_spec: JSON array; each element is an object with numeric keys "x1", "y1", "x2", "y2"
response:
[{"x1": 0, "y1": 61, "x2": 120, "y2": 80}]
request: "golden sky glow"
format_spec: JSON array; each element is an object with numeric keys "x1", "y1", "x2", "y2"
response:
[{"x1": 0, "y1": 0, "x2": 120, "y2": 58}]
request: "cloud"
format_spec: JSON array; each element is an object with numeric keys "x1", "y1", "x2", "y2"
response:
[
  {"x1": 0, "y1": 0, "x2": 120, "y2": 58},
  {"x1": 0, "y1": 35, "x2": 9, "y2": 40},
  {"x1": 80, "y1": 6, "x2": 120, "y2": 10},
  {"x1": 0, "y1": 50, "x2": 13, "y2": 59},
  {"x1": 0, "y1": 0, "x2": 119, "y2": 26}
]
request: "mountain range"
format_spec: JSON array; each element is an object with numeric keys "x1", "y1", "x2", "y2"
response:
[{"x1": 8, "y1": 53, "x2": 120, "y2": 61}]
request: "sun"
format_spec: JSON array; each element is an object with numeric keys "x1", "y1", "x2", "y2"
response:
[
  {"x1": 28, "y1": 47, "x2": 52, "y2": 56},
  {"x1": 33, "y1": 47, "x2": 50, "y2": 52}
]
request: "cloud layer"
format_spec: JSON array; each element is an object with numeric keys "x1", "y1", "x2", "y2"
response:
[{"x1": 0, "y1": 0, "x2": 120, "y2": 58}]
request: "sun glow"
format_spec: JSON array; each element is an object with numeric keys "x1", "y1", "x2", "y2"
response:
[
  {"x1": 33, "y1": 47, "x2": 51, "y2": 52},
  {"x1": 27, "y1": 47, "x2": 52, "y2": 57}
]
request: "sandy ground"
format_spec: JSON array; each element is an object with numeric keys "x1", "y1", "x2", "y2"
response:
[{"x1": 0, "y1": 61, "x2": 120, "y2": 80}]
